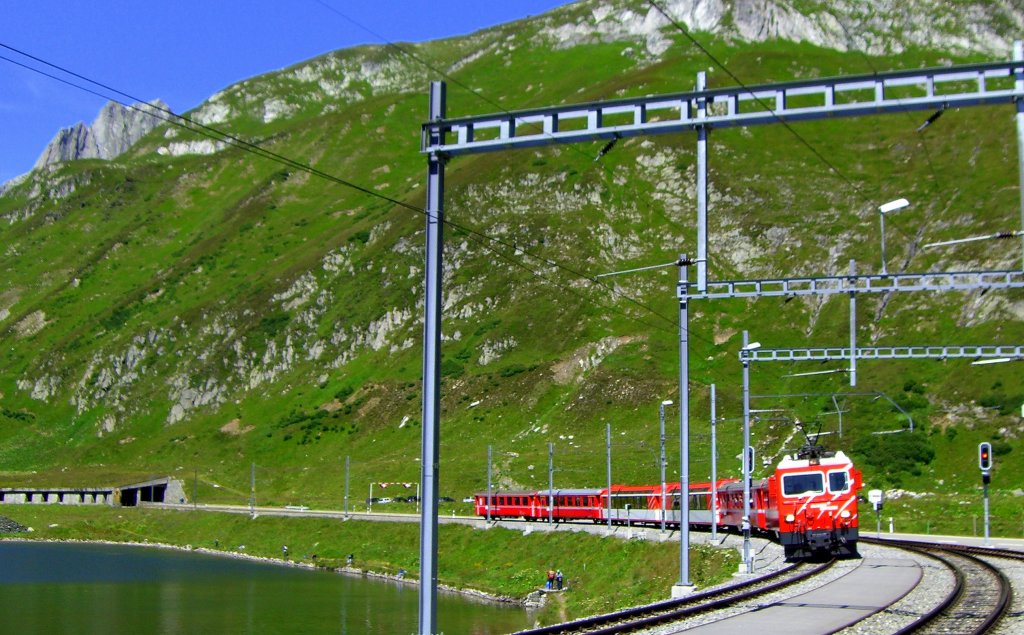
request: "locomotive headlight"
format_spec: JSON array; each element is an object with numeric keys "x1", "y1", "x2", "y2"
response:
[
  {"x1": 839, "y1": 510, "x2": 851, "y2": 519},
  {"x1": 785, "y1": 514, "x2": 795, "y2": 523}
]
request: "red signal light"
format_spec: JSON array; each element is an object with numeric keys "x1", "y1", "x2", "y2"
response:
[{"x1": 978, "y1": 442, "x2": 993, "y2": 471}]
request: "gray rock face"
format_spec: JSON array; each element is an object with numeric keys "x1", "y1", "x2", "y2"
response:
[{"x1": 33, "y1": 99, "x2": 168, "y2": 169}]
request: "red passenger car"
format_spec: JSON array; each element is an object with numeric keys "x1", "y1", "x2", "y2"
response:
[
  {"x1": 473, "y1": 491, "x2": 538, "y2": 520},
  {"x1": 474, "y1": 488, "x2": 603, "y2": 522}
]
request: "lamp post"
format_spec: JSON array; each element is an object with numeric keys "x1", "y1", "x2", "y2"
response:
[
  {"x1": 740, "y1": 332, "x2": 761, "y2": 574},
  {"x1": 486, "y1": 445, "x2": 492, "y2": 525},
  {"x1": 659, "y1": 399, "x2": 673, "y2": 533},
  {"x1": 709, "y1": 384, "x2": 718, "y2": 542},
  {"x1": 548, "y1": 442, "x2": 554, "y2": 525},
  {"x1": 606, "y1": 423, "x2": 613, "y2": 534},
  {"x1": 878, "y1": 198, "x2": 910, "y2": 275}
]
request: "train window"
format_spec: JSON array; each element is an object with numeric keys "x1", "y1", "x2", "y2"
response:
[
  {"x1": 782, "y1": 473, "x2": 824, "y2": 496},
  {"x1": 828, "y1": 471, "x2": 849, "y2": 492}
]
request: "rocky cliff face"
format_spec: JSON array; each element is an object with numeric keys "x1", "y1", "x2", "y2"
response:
[
  {"x1": 32, "y1": 99, "x2": 168, "y2": 169},
  {"x1": 541, "y1": 0, "x2": 1023, "y2": 58}
]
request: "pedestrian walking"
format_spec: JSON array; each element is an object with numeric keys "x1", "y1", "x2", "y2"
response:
[
  {"x1": 546, "y1": 568, "x2": 555, "y2": 589},
  {"x1": 556, "y1": 569, "x2": 563, "y2": 590}
]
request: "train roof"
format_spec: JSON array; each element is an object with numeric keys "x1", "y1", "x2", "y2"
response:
[
  {"x1": 609, "y1": 484, "x2": 658, "y2": 492},
  {"x1": 473, "y1": 489, "x2": 603, "y2": 497},
  {"x1": 777, "y1": 450, "x2": 852, "y2": 469}
]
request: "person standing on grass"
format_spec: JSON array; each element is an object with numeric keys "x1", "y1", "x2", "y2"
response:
[
  {"x1": 546, "y1": 568, "x2": 555, "y2": 589},
  {"x1": 556, "y1": 569, "x2": 563, "y2": 590}
]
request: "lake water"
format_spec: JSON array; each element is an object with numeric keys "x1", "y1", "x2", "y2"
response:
[{"x1": 0, "y1": 541, "x2": 532, "y2": 634}]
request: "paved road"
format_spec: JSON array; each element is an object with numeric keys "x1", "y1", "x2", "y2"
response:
[
  {"x1": 149, "y1": 502, "x2": 1024, "y2": 557},
  {"x1": 150, "y1": 502, "x2": 483, "y2": 526},
  {"x1": 153, "y1": 501, "x2": 745, "y2": 538}
]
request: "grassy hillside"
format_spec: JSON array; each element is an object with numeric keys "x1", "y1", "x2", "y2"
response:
[{"x1": 1, "y1": 0, "x2": 1022, "y2": 536}]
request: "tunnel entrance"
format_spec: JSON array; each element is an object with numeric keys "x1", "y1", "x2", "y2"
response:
[{"x1": 118, "y1": 479, "x2": 171, "y2": 507}]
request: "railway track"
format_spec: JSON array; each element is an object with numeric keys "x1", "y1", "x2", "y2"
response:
[
  {"x1": 512, "y1": 559, "x2": 835, "y2": 635},
  {"x1": 863, "y1": 537, "x2": 1017, "y2": 635}
]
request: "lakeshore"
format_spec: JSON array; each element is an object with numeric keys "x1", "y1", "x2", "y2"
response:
[
  {"x1": 0, "y1": 505, "x2": 741, "y2": 625},
  {"x1": 0, "y1": 539, "x2": 532, "y2": 634}
]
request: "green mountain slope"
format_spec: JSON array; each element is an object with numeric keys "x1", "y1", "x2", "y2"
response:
[{"x1": 1, "y1": 0, "x2": 1021, "y2": 531}]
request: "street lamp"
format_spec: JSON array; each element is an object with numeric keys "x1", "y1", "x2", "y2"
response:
[
  {"x1": 740, "y1": 334, "x2": 760, "y2": 574},
  {"x1": 924, "y1": 230, "x2": 1023, "y2": 250},
  {"x1": 709, "y1": 385, "x2": 718, "y2": 542},
  {"x1": 878, "y1": 198, "x2": 910, "y2": 275},
  {"x1": 971, "y1": 357, "x2": 1022, "y2": 366},
  {"x1": 659, "y1": 399, "x2": 673, "y2": 534}
]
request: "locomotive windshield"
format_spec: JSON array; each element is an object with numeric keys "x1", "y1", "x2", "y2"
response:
[
  {"x1": 782, "y1": 473, "x2": 824, "y2": 496},
  {"x1": 828, "y1": 471, "x2": 850, "y2": 492}
]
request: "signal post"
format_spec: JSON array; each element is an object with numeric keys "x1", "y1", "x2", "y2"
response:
[{"x1": 979, "y1": 442, "x2": 993, "y2": 546}]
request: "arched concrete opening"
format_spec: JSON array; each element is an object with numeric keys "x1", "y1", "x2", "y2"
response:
[{"x1": 118, "y1": 478, "x2": 184, "y2": 507}]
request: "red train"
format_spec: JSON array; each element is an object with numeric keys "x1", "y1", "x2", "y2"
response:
[{"x1": 474, "y1": 445, "x2": 861, "y2": 559}]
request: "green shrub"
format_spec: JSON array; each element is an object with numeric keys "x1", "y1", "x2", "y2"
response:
[
  {"x1": 441, "y1": 359, "x2": 465, "y2": 378},
  {"x1": 852, "y1": 431, "x2": 935, "y2": 486},
  {"x1": 258, "y1": 312, "x2": 291, "y2": 338},
  {"x1": 991, "y1": 440, "x2": 1013, "y2": 456},
  {"x1": 348, "y1": 230, "x2": 371, "y2": 244}
]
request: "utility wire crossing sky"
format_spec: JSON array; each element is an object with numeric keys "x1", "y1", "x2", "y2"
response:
[{"x1": 0, "y1": 0, "x2": 571, "y2": 184}]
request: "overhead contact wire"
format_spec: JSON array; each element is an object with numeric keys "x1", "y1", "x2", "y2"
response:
[
  {"x1": 0, "y1": 41, "x2": 679, "y2": 334},
  {"x1": 304, "y1": 2, "x2": 694, "y2": 328},
  {"x1": 646, "y1": 0, "x2": 864, "y2": 196}
]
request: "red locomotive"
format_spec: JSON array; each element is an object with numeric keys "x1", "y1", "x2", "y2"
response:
[{"x1": 474, "y1": 445, "x2": 861, "y2": 559}]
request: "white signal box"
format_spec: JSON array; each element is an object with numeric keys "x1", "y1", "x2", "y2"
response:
[{"x1": 868, "y1": 489, "x2": 884, "y2": 511}]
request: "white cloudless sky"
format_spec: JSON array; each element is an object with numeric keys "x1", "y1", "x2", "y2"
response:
[{"x1": 0, "y1": 1, "x2": 573, "y2": 183}]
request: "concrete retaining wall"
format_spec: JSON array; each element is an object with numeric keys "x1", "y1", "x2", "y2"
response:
[{"x1": 1, "y1": 477, "x2": 186, "y2": 507}]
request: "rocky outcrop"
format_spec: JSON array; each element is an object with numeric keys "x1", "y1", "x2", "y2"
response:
[
  {"x1": 33, "y1": 99, "x2": 168, "y2": 169},
  {"x1": 0, "y1": 516, "x2": 29, "y2": 533},
  {"x1": 540, "y1": 0, "x2": 1023, "y2": 58}
]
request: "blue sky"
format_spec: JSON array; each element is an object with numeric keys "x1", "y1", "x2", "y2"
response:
[{"x1": 0, "y1": 1, "x2": 572, "y2": 183}]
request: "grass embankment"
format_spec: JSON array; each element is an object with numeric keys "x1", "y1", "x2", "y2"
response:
[
  {"x1": 868, "y1": 491, "x2": 1024, "y2": 538},
  {"x1": 0, "y1": 506, "x2": 738, "y2": 625}
]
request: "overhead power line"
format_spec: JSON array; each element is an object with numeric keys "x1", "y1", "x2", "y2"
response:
[
  {"x1": 0, "y1": 41, "x2": 681, "y2": 334},
  {"x1": 645, "y1": 0, "x2": 863, "y2": 195},
  {"x1": 309, "y1": 0, "x2": 693, "y2": 235},
  {"x1": 823, "y1": 10, "x2": 950, "y2": 248},
  {"x1": 301, "y1": 3, "x2": 721, "y2": 336},
  {"x1": 647, "y1": 0, "x2": 960, "y2": 259}
]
